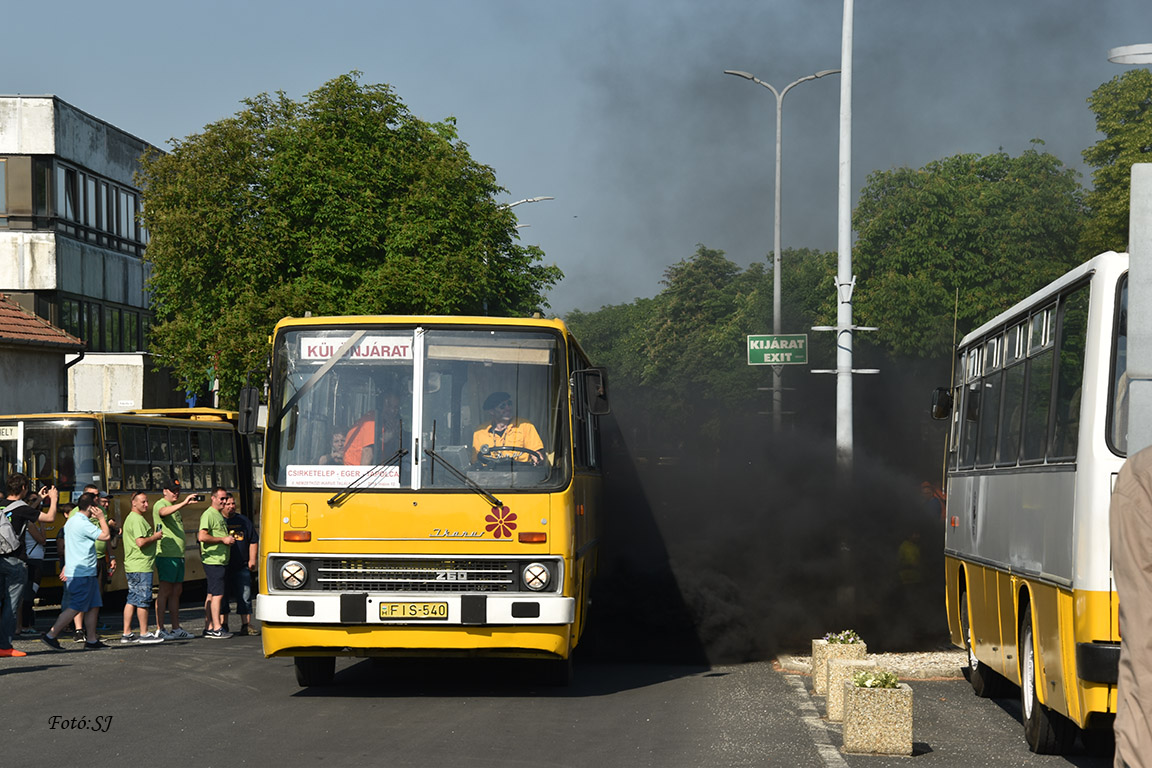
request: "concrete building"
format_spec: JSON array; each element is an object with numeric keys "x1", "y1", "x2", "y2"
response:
[{"x1": 0, "y1": 95, "x2": 182, "y2": 411}]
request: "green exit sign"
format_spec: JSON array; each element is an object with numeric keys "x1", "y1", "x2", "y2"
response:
[{"x1": 747, "y1": 334, "x2": 808, "y2": 365}]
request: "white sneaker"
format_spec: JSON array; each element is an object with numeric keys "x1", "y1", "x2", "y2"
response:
[
  {"x1": 138, "y1": 632, "x2": 164, "y2": 644},
  {"x1": 120, "y1": 633, "x2": 138, "y2": 644}
]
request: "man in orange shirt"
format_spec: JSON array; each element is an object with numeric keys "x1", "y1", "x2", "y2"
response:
[
  {"x1": 344, "y1": 393, "x2": 405, "y2": 466},
  {"x1": 472, "y1": 392, "x2": 544, "y2": 466}
]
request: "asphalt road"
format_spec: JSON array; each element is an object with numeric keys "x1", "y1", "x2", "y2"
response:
[{"x1": 0, "y1": 605, "x2": 1114, "y2": 768}]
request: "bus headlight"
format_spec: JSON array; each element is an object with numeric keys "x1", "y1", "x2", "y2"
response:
[
  {"x1": 279, "y1": 560, "x2": 308, "y2": 589},
  {"x1": 522, "y1": 562, "x2": 550, "y2": 591}
]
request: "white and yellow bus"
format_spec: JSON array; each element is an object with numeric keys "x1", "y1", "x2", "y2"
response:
[
  {"x1": 247, "y1": 315, "x2": 609, "y2": 686},
  {"x1": 932, "y1": 251, "x2": 1127, "y2": 753},
  {"x1": 0, "y1": 408, "x2": 263, "y2": 592}
]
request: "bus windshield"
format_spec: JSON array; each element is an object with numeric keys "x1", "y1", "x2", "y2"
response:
[
  {"x1": 266, "y1": 326, "x2": 568, "y2": 492},
  {"x1": 0, "y1": 418, "x2": 102, "y2": 493}
]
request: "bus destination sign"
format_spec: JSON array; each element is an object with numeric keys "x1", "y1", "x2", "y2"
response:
[{"x1": 747, "y1": 334, "x2": 808, "y2": 366}]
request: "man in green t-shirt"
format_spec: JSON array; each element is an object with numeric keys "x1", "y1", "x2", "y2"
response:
[
  {"x1": 198, "y1": 488, "x2": 234, "y2": 639},
  {"x1": 153, "y1": 479, "x2": 199, "y2": 640},
  {"x1": 120, "y1": 490, "x2": 164, "y2": 643}
]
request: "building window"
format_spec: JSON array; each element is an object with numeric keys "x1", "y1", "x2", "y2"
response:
[
  {"x1": 125, "y1": 312, "x2": 139, "y2": 352},
  {"x1": 105, "y1": 306, "x2": 121, "y2": 351}
]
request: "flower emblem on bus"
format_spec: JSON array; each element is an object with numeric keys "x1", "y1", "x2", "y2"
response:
[{"x1": 486, "y1": 506, "x2": 517, "y2": 539}]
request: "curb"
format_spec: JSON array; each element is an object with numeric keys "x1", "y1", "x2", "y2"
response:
[{"x1": 776, "y1": 651, "x2": 966, "y2": 681}]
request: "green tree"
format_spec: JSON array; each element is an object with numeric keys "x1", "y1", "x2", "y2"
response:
[
  {"x1": 139, "y1": 72, "x2": 562, "y2": 404},
  {"x1": 1081, "y1": 68, "x2": 1152, "y2": 256},
  {"x1": 852, "y1": 146, "x2": 1086, "y2": 358}
]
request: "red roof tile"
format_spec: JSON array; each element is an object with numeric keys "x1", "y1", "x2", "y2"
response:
[{"x1": 0, "y1": 294, "x2": 85, "y2": 351}]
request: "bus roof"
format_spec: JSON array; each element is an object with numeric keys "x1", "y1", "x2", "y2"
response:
[
  {"x1": 270, "y1": 315, "x2": 569, "y2": 335},
  {"x1": 0, "y1": 408, "x2": 239, "y2": 423},
  {"x1": 958, "y1": 251, "x2": 1128, "y2": 348}
]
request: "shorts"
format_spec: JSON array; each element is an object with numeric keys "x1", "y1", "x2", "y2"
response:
[
  {"x1": 125, "y1": 571, "x2": 154, "y2": 608},
  {"x1": 224, "y1": 568, "x2": 253, "y2": 615},
  {"x1": 156, "y1": 556, "x2": 185, "y2": 583},
  {"x1": 64, "y1": 575, "x2": 103, "y2": 613},
  {"x1": 204, "y1": 564, "x2": 227, "y2": 596}
]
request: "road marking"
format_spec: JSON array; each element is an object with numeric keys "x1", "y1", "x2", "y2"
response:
[{"x1": 784, "y1": 674, "x2": 849, "y2": 768}]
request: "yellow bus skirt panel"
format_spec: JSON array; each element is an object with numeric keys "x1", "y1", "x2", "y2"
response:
[{"x1": 261, "y1": 623, "x2": 572, "y2": 660}]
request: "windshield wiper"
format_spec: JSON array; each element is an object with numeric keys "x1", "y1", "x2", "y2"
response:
[
  {"x1": 423, "y1": 448, "x2": 503, "y2": 508},
  {"x1": 327, "y1": 448, "x2": 409, "y2": 507}
]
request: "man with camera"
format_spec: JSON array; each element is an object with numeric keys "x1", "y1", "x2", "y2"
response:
[
  {"x1": 2, "y1": 474, "x2": 60, "y2": 657},
  {"x1": 153, "y1": 479, "x2": 199, "y2": 640}
]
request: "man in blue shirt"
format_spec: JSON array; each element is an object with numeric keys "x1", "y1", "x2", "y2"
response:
[{"x1": 40, "y1": 493, "x2": 112, "y2": 650}]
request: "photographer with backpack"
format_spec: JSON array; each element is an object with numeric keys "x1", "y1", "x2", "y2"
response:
[{"x1": 2, "y1": 473, "x2": 59, "y2": 657}]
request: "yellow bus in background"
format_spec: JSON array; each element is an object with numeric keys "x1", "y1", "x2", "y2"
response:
[
  {"x1": 0, "y1": 408, "x2": 263, "y2": 592},
  {"x1": 247, "y1": 316, "x2": 608, "y2": 686},
  {"x1": 932, "y1": 252, "x2": 1126, "y2": 754}
]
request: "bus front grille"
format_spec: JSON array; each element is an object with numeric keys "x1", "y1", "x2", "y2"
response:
[{"x1": 313, "y1": 558, "x2": 518, "y2": 593}]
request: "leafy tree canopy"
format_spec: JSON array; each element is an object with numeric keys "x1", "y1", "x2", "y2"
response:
[
  {"x1": 139, "y1": 72, "x2": 562, "y2": 404},
  {"x1": 1081, "y1": 68, "x2": 1152, "y2": 256},
  {"x1": 852, "y1": 145, "x2": 1086, "y2": 358}
]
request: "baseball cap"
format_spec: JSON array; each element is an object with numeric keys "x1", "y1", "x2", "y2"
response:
[
  {"x1": 162, "y1": 478, "x2": 180, "y2": 493},
  {"x1": 483, "y1": 391, "x2": 512, "y2": 411}
]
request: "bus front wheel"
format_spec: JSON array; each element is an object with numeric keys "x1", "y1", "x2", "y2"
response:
[
  {"x1": 295, "y1": 656, "x2": 336, "y2": 687},
  {"x1": 1019, "y1": 606, "x2": 1074, "y2": 754},
  {"x1": 960, "y1": 591, "x2": 1009, "y2": 698}
]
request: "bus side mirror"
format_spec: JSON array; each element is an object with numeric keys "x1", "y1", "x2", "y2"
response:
[
  {"x1": 238, "y1": 386, "x2": 260, "y2": 435},
  {"x1": 931, "y1": 387, "x2": 953, "y2": 420},
  {"x1": 576, "y1": 368, "x2": 610, "y2": 416}
]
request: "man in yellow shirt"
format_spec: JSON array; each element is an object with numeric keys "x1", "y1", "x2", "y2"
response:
[{"x1": 472, "y1": 392, "x2": 544, "y2": 466}]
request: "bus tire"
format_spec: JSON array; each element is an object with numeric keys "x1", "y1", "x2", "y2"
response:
[
  {"x1": 1019, "y1": 606, "x2": 1075, "y2": 754},
  {"x1": 960, "y1": 591, "x2": 1010, "y2": 698},
  {"x1": 295, "y1": 656, "x2": 336, "y2": 687}
]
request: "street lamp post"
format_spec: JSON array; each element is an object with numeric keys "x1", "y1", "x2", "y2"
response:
[
  {"x1": 502, "y1": 196, "x2": 555, "y2": 209},
  {"x1": 725, "y1": 68, "x2": 839, "y2": 433}
]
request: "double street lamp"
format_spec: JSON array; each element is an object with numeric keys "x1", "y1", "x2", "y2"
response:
[{"x1": 724, "y1": 68, "x2": 840, "y2": 432}]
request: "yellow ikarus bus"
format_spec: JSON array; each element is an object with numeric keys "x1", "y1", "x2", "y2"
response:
[
  {"x1": 247, "y1": 315, "x2": 609, "y2": 686},
  {"x1": 932, "y1": 251, "x2": 1127, "y2": 753},
  {"x1": 0, "y1": 408, "x2": 263, "y2": 592}
]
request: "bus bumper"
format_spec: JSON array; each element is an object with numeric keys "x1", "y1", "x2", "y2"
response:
[
  {"x1": 256, "y1": 593, "x2": 575, "y2": 626},
  {"x1": 258, "y1": 621, "x2": 573, "y2": 659},
  {"x1": 1076, "y1": 642, "x2": 1120, "y2": 685}
]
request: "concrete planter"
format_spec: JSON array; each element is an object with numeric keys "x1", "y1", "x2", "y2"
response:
[
  {"x1": 842, "y1": 681, "x2": 913, "y2": 755},
  {"x1": 811, "y1": 638, "x2": 867, "y2": 695},
  {"x1": 827, "y1": 658, "x2": 877, "y2": 722}
]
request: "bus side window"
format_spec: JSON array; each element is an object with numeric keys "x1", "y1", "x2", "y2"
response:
[
  {"x1": 121, "y1": 424, "x2": 149, "y2": 490},
  {"x1": 1051, "y1": 284, "x2": 1090, "y2": 460},
  {"x1": 170, "y1": 428, "x2": 192, "y2": 489},
  {"x1": 1109, "y1": 275, "x2": 1128, "y2": 454},
  {"x1": 148, "y1": 426, "x2": 171, "y2": 487},
  {"x1": 1021, "y1": 306, "x2": 1056, "y2": 462}
]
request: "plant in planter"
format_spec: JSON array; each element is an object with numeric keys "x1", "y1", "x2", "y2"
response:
[
  {"x1": 842, "y1": 669, "x2": 913, "y2": 755},
  {"x1": 827, "y1": 658, "x2": 878, "y2": 722},
  {"x1": 811, "y1": 630, "x2": 867, "y2": 695}
]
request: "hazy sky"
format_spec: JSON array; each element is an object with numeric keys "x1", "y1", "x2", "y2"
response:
[{"x1": 5, "y1": 1, "x2": 1148, "y2": 314}]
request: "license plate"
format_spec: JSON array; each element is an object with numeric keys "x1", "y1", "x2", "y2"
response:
[{"x1": 379, "y1": 602, "x2": 449, "y2": 620}]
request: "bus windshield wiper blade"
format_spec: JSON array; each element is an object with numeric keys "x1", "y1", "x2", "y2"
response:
[
  {"x1": 423, "y1": 448, "x2": 503, "y2": 508},
  {"x1": 327, "y1": 449, "x2": 408, "y2": 507}
]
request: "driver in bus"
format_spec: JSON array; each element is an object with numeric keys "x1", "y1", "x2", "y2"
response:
[
  {"x1": 343, "y1": 392, "x2": 407, "y2": 466},
  {"x1": 472, "y1": 392, "x2": 544, "y2": 466}
]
